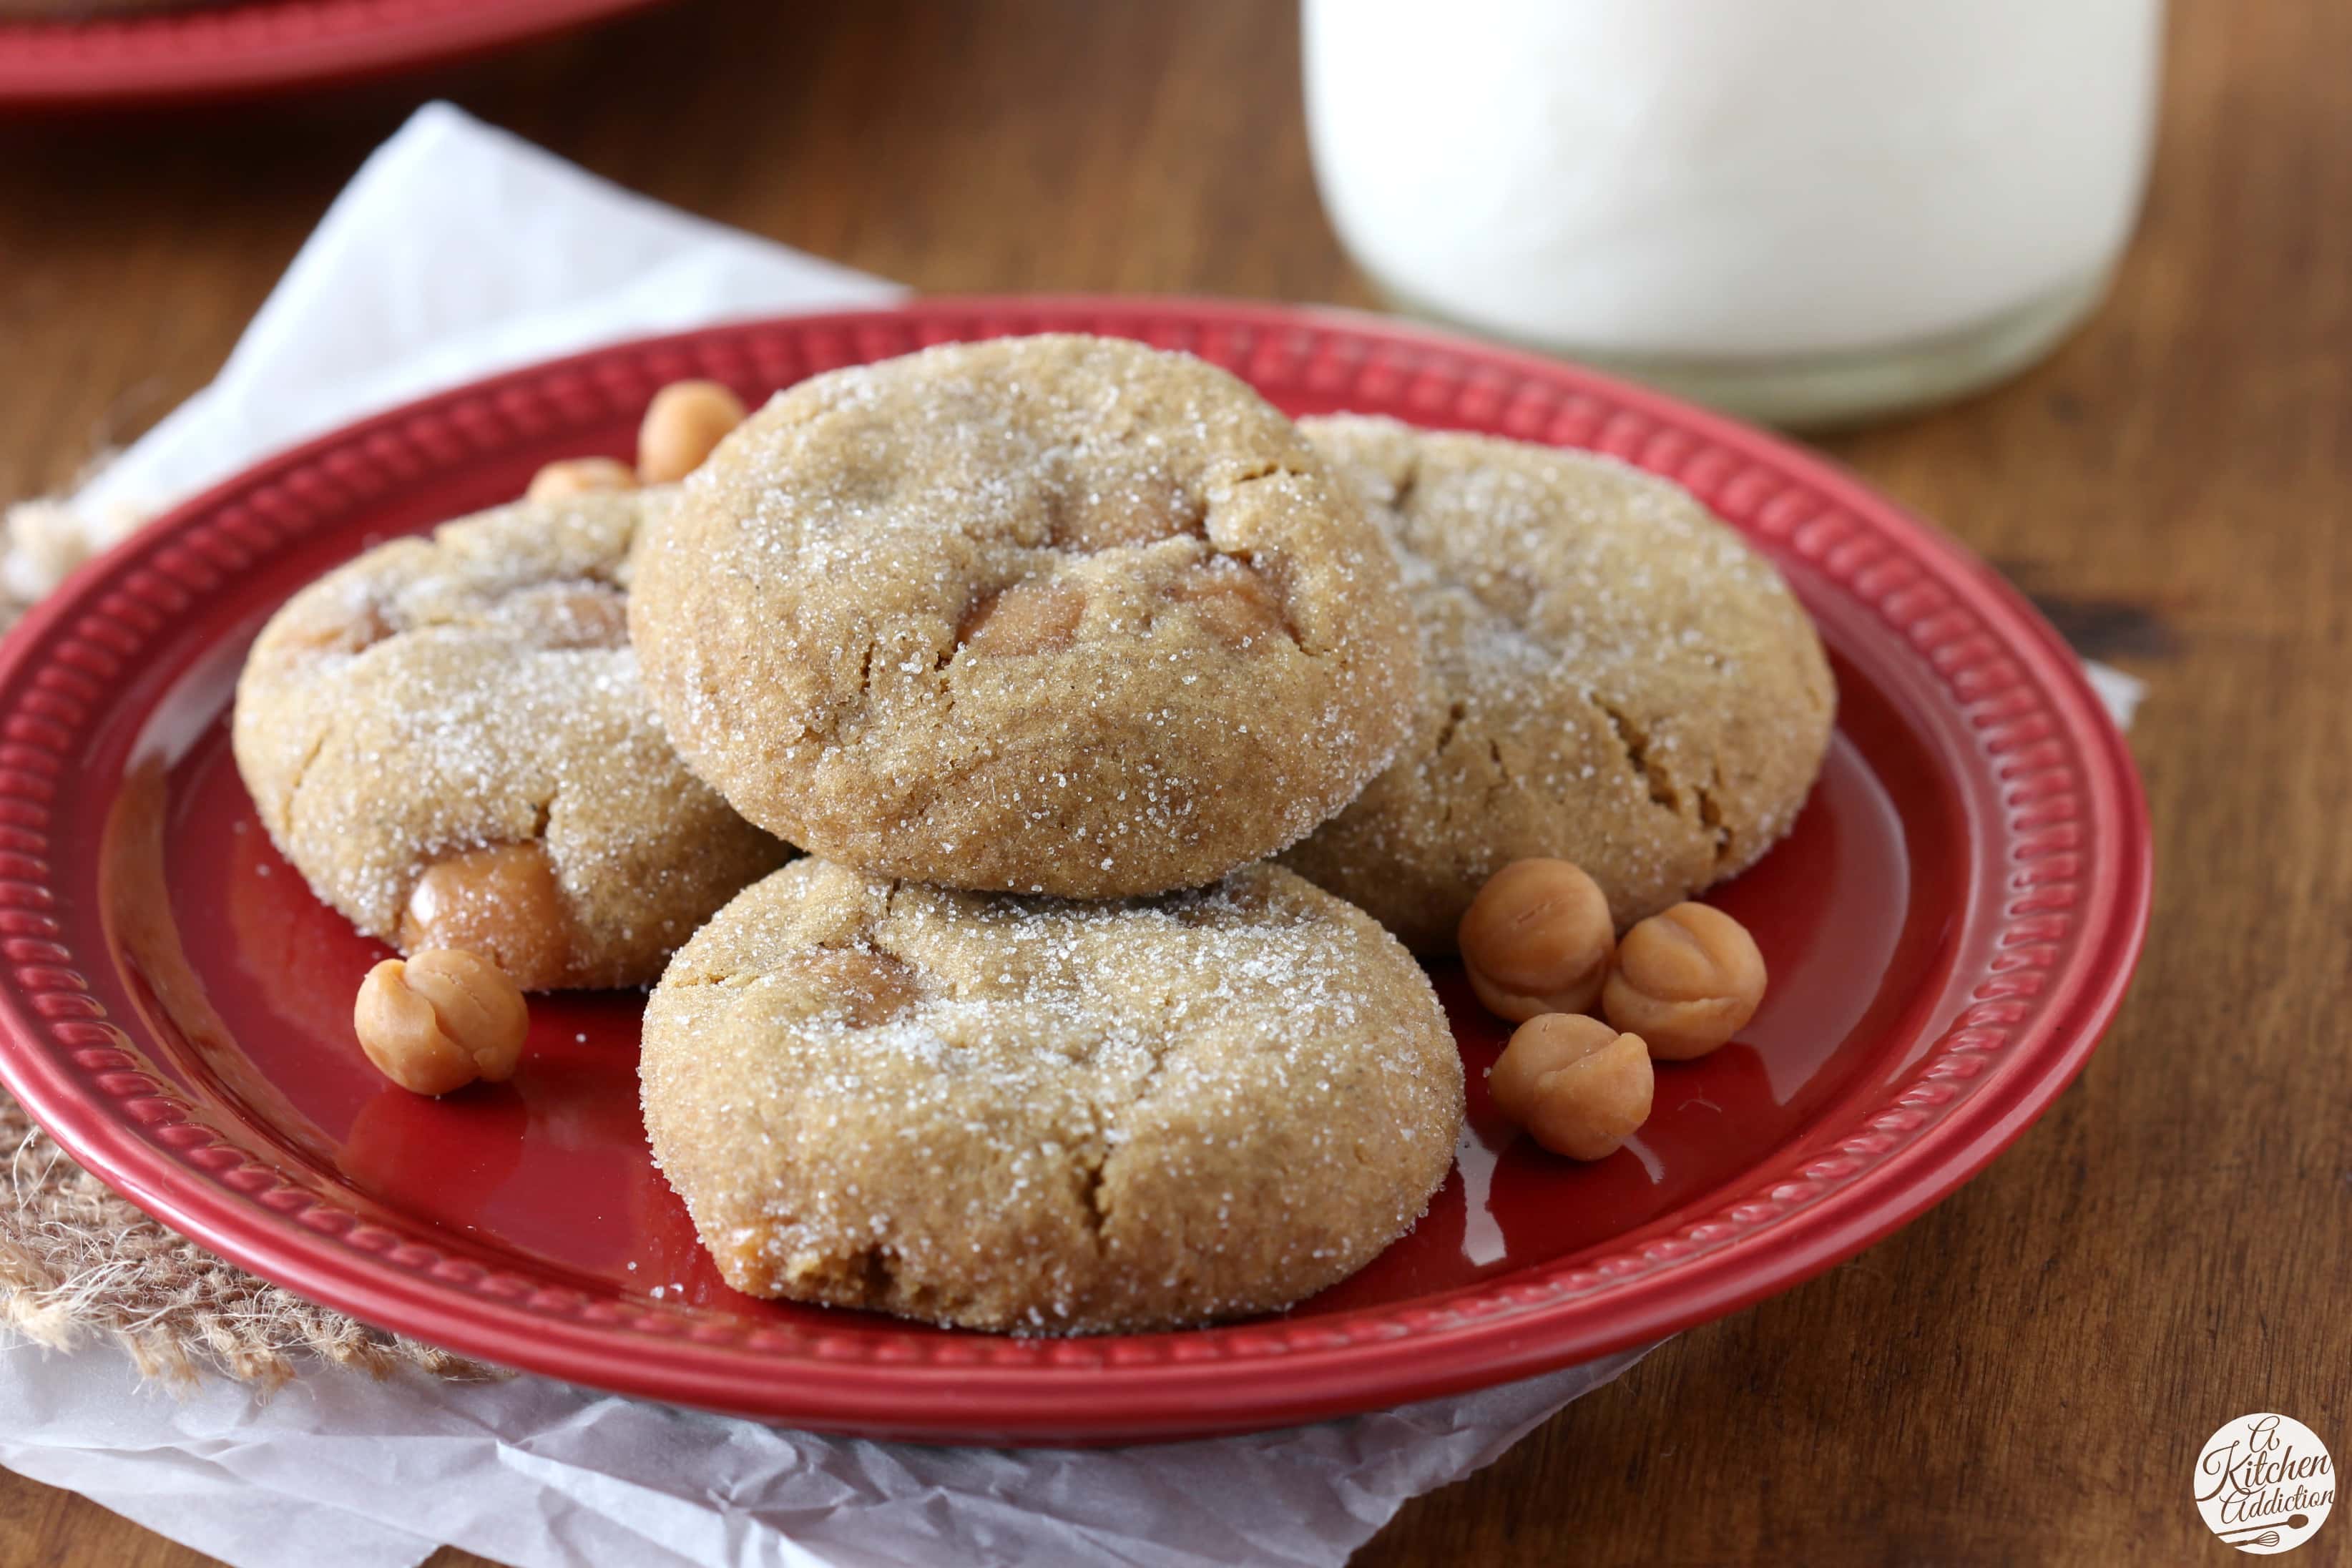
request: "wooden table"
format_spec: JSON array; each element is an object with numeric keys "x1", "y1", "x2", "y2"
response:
[{"x1": 2, "y1": 1, "x2": 2345, "y2": 1563}]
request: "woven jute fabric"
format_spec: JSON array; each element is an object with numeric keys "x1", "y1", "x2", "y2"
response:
[{"x1": 1, "y1": 1086, "x2": 492, "y2": 1386}]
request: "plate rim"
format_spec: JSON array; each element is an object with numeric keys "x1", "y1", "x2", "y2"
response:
[
  {"x1": 0, "y1": 0, "x2": 668, "y2": 109},
  {"x1": 0, "y1": 295, "x2": 2152, "y2": 1440}
]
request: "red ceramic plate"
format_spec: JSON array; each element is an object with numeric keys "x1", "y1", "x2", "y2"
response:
[
  {"x1": 0, "y1": 299, "x2": 2148, "y2": 1444},
  {"x1": 0, "y1": 0, "x2": 664, "y2": 110}
]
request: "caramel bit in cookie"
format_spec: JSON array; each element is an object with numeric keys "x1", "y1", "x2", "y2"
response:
[
  {"x1": 956, "y1": 577, "x2": 1087, "y2": 657},
  {"x1": 398, "y1": 842, "x2": 575, "y2": 991},
  {"x1": 1167, "y1": 554, "x2": 1293, "y2": 650},
  {"x1": 1046, "y1": 475, "x2": 1207, "y2": 553},
  {"x1": 282, "y1": 599, "x2": 393, "y2": 657},
  {"x1": 526, "y1": 456, "x2": 637, "y2": 503},
  {"x1": 501, "y1": 582, "x2": 632, "y2": 650},
  {"x1": 785, "y1": 947, "x2": 921, "y2": 1026}
]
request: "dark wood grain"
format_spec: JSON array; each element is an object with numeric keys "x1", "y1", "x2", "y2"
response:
[{"x1": 3, "y1": 1, "x2": 2346, "y2": 1564}]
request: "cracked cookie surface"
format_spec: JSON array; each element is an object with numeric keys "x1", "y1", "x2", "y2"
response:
[
  {"x1": 1280, "y1": 416, "x2": 1836, "y2": 953},
  {"x1": 231, "y1": 490, "x2": 791, "y2": 991},
  {"x1": 627, "y1": 335, "x2": 1421, "y2": 898},
  {"x1": 639, "y1": 858, "x2": 1463, "y2": 1333}
]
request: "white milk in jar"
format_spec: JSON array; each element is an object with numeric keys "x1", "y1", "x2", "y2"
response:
[{"x1": 1303, "y1": 0, "x2": 2165, "y2": 425}]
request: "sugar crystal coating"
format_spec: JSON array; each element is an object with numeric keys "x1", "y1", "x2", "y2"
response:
[
  {"x1": 627, "y1": 335, "x2": 1423, "y2": 899},
  {"x1": 232, "y1": 489, "x2": 790, "y2": 990},
  {"x1": 640, "y1": 859, "x2": 1465, "y2": 1333},
  {"x1": 1281, "y1": 416, "x2": 1836, "y2": 951}
]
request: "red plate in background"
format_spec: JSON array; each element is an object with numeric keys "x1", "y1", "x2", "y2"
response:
[
  {"x1": 0, "y1": 0, "x2": 665, "y2": 109},
  {"x1": 0, "y1": 299, "x2": 2150, "y2": 1443}
]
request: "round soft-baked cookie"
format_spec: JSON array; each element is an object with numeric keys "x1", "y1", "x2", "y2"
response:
[
  {"x1": 639, "y1": 858, "x2": 1464, "y2": 1333},
  {"x1": 1280, "y1": 416, "x2": 1836, "y2": 952},
  {"x1": 627, "y1": 334, "x2": 1420, "y2": 899},
  {"x1": 232, "y1": 490, "x2": 790, "y2": 991}
]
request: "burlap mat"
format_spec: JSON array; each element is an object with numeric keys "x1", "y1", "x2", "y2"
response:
[{"x1": 1, "y1": 1086, "x2": 490, "y2": 1386}]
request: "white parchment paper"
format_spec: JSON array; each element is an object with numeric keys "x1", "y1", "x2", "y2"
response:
[
  {"x1": 0, "y1": 1338, "x2": 1648, "y2": 1568},
  {"x1": 0, "y1": 102, "x2": 1666, "y2": 1568}
]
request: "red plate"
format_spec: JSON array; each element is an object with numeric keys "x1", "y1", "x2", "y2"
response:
[
  {"x1": 0, "y1": 0, "x2": 665, "y2": 110},
  {"x1": 0, "y1": 299, "x2": 2149, "y2": 1443}
]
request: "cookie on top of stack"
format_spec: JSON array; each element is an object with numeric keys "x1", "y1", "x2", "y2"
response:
[{"x1": 627, "y1": 334, "x2": 1422, "y2": 897}]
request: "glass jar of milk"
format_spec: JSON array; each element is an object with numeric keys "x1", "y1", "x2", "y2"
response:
[{"x1": 1303, "y1": 0, "x2": 2165, "y2": 426}]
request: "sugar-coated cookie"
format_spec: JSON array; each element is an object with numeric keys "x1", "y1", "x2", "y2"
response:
[
  {"x1": 627, "y1": 335, "x2": 1420, "y2": 899},
  {"x1": 232, "y1": 490, "x2": 790, "y2": 990},
  {"x1": 1281, "y1": 416, "x2": 1836, "y2": 951},
  {"x1": 639, "y1": 858, "x2": 1464, "y2": 1333}
]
